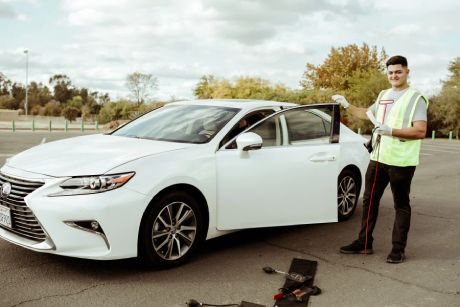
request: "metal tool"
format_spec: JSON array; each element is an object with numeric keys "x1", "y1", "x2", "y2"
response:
[{"x1": 262, "y1": 266, "x2": 311, "y2": 283}]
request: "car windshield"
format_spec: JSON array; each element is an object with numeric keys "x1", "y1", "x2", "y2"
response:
[{"x1": 112, "y1": 104, "x2": 240, "y2": 144}]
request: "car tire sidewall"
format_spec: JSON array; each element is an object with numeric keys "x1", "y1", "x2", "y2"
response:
[
  {"x1": 139, "y1": 191, "x2": 204, "y2": 268},
  {"x1": 338, "y1": 169, "x2": 359, "y2": 222}
]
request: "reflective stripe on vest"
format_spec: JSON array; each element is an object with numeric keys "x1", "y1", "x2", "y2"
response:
[{"x1": 370, "y1": 87, "x2": 429, "y2": 166}]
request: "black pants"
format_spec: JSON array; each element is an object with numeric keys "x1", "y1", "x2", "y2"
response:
[{"x1": 358, "y1": 160, "x2": 416, "y2": 251}]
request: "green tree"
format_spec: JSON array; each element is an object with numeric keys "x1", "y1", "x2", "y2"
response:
[
  {"x1": 194, "y1": 75, "x2": 216, "y2": 99},
  {"x1": 301, "y1": 43, "x2": 387, "y2": 90},
  {"x1": 67, "y1": 95, "x2": 84, "y2": 109},
  {"x1": 233, "y1": 77, "x2": 272, "y2": 99},
  {"x1": 11, "y1": 83, "x2": 25, "y2": 110},
  {"x1": 28, "y1": 81, "x2": 52, "y2": 109},
  {"x1": 0, "y1": 95, "x2": 16, "y2": 109},
  {"x1": 61, "y1": 106, "x2": 80, "y2": 122},
  {"x1": 49, "y1": 74, "x2": 74, "y2": 103},
  {"x1": 43, "y1": 100, "x2": 61, "y2": 116},
  {"x1": 342, "y1": 69, "x2": 389, "y2": 130},
  {"x1": 429, "y1": 57, "x2": 460, "y2": 138},
  {"x1": 126, "y1": 72, "x2": 158, "y2": 105},
  {"x1": 300, "y1": 43, "x2": 389, "y2": 131},
  {"x1": 0, "y1": 73, "x2": 12, "y2": 96}
]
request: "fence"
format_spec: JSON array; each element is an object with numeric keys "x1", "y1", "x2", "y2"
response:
[{"x1": 0, "y1": 116, "x2": 101, "y2": 132}]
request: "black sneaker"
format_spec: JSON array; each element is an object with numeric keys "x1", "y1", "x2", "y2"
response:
[
  {"x1": 386, "y1": 249, "x2": 405, "y2": 263},
  {"x1": 340, "y1": 240, "x2": 373, "y2": 254}
]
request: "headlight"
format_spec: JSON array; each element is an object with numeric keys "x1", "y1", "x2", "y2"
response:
[{"x1": 49, "y1": 172, "x2": 135, "y2": 197}]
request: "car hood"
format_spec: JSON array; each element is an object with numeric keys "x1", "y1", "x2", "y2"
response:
[{"x1": 5, "y1": 134, "x2": 195, "y2": 177}]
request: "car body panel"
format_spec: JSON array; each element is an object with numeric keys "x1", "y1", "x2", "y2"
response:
[
  {"x1": 6, "y1": 134, "x2": 194, "y2": 177},
  {"x1": 216, "y1": 142, "x2": 340, "y2": 229}
]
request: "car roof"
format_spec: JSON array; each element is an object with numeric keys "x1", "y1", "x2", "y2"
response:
[{"x1": 167, "y1": 99, "x2": 298, "y2": 111}]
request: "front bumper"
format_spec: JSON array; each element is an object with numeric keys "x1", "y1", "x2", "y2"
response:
[{"x1": 0, "y1": 169, "x2": 148, "y2": 260}]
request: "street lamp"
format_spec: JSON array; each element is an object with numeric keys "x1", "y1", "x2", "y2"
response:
[{"x1": 24, "y1": 49, "x2": 29, "y2": 117}]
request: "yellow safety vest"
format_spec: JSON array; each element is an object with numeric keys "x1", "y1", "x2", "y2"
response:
[{"x1": 370, "y1": 87, "x2": 429, "y2": 166}]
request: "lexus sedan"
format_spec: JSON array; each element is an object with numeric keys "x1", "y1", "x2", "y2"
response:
[{"x1": 0, "y1": 99, "x2": 369, "y2": 267}]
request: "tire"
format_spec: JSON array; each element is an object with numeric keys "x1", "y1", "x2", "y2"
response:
[
  {"x1": 337, "y1": 169, "x2": 359, "y2": 221},
  {"x1": 139, "y1": 191, "x2": 204, "y2": 268}
]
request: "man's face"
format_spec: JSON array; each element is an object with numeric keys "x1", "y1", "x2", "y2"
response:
[{"x1": 387, "y1": 64, "x2": 409, "y2": 88}]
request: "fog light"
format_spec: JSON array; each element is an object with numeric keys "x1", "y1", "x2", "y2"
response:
[
  {"x1": 91, "y1": 221, "x2": 99, "y2": 230},
  {"x1": 64, "y1": 220, "x2": 110, "y2": 249},
  {"x1": 66, "y1": 220, "x2": 103, "y2": 233}
]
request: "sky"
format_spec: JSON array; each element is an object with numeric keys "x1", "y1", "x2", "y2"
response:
[{"x1": 1, "y1": 0, "x2": 459, "y2": 101}]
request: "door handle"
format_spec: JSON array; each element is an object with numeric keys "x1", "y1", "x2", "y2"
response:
[{"x1": 309, "y1": 154, "x2": 336, "y2": 162}]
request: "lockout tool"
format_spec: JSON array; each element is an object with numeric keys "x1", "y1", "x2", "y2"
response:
[{"x1": 262, "y1": 266, "x2": 311, "y2": 283}]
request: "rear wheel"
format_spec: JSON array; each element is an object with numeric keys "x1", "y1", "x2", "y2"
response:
[
  {"x1": 139, "y1": 191, "x2": 204, "y2": 268},
  {"x1": 337, "y1": 169, "x2": 359, "y2": 221}
]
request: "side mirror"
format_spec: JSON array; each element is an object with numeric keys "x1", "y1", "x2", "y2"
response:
[{"x1": 236, "y1": 132, "x2": 263, "y2": 152}]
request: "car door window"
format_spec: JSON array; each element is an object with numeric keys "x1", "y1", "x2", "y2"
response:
[
  {"x1": 224, "y1": 105, "x2": 337, "y2": 149},
  {"x1": 285, "y1": 109, "x2": 331, "y2": 145},
  {"x1": 245, "y1": 114, "x2": 282, "y2": 148},
  {"x1": 221, "y1": 109, "x2": 275, "y2": 148}
]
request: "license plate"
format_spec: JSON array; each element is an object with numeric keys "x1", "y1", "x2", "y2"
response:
[{"x1": 0, "y1": 205, "x2": 12, "y2": 228}]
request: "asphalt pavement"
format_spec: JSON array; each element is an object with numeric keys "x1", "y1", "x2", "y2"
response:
[{"x1": 0, "y1": 131, "x2": 459, "y2": 307}]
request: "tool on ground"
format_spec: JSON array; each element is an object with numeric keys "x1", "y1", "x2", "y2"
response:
[
  {"x1": 270, "y1": 258, "x2": 320, "y2": 306},
  {"x1": 186, "y1": 299, "x2": 265, "y2": 307},
  {"x1": 262, "y1": 266, "x2": 311, "y2": 283},
  {"x1": 273, "y1": 286, "x2": 321, "y2": 302}
]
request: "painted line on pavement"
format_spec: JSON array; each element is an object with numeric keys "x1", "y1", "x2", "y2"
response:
[
  {"x1": 422, "y1": 148, "x2": 460, "y2": 154},
  {"x1": 422, "y1": 144, "x2": 460, "y2": 150}
]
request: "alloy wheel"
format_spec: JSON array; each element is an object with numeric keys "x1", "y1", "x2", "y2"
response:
[
  {"x1": 151, "y1": 201, "x2": 197, "y2": 260},
  {"x1": 338, "y1": 175, "x2": 357, "y2": 216}
]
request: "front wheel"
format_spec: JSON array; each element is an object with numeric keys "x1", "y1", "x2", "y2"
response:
[
  {"x1": 139, "y1": 191, "x2": 204, "y2": 268},
  {"x1": 337, "y1": 170, "x2": 359, "y2": 221}
]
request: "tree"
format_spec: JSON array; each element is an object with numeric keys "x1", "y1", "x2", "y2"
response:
[
  {"x1": 61, "y1": 106, "x2": 80, "y2": 122},
  {"x1": 429, "y1": 57, "x2": 460, "y2": 138},
  {"x1": 49, "y1": 74, "x2": 74, "y2": 103},
  {"x1": 28, "y1": 81, "x2": 52, "y2": 109},
  {"x1": 342, "y1": 69, "x2": 389, "y2": 130},
  {"x1": 126, "y1": 72, "x2": 158, "y2": 105},
  {"x1": 194, "y1": 75, "x2": 216, "y2": 99},
  {"x1": 11, "y1": 82, "x2": 25, "y2": 110},
  {"x1": 299, "y1": 43, "x2": 389, "y2": 131},
  {"x1": 0, "y1": 95, "x2": 16, "y2": 109},
  {"x1": 0, "y1": 73, "x2": 12, "y2": 96},
  {"x1": 301, "y1": 43, "x2": 387, "y2": 90},
  {"x1": 43, "y1": 100, "x2": 61, "y2": 116},
  {"x1": 233, "y1": 77, "x2": 272, "y2": 99}
]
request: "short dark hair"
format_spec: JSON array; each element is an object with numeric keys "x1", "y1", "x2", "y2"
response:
[{"x1": 386, "y1": 55, "x2": 408, "y2": 68}]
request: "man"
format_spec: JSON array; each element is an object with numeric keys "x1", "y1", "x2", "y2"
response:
[{"x1": 332, "y1": 55, "x2": 428, "y2": 263}]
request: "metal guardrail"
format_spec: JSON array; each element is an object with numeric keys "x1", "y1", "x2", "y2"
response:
[{"x1": 1, "y1": 120, "x2": 100, "y2": 132}]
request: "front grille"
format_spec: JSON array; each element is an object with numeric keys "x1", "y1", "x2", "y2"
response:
[{"x1": 0, "y1": 172, "x2": 47, "y2": 242}]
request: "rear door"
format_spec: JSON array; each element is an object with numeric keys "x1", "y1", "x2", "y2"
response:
[{"x1": 215, "y1": 104, "x2": 341, "y2": 229}]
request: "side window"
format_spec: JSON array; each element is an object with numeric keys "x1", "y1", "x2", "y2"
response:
[
  {"x1": 248, "y1": 115, "x2": 282, "y2": 147},
  {"x1": 221, "y1": 109, "x2": 275, "y2": 148},
  {"x1": 285, "y1": 109, "x2": 331, "y2": 144}
]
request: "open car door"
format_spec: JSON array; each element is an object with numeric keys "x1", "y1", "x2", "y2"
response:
[{"x1": 215, "y1": 104, "x2": 341, "y2": 230}]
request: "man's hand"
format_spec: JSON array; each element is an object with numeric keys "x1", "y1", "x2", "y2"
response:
[
  {"x1": 331, "y1": 95, "x2": 349, "y2": 109},
  {"x1": 375, "y1": 124, "x2": 392, "y2": 136}
]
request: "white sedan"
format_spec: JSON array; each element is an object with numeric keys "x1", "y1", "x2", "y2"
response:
[{"x1": 0, "y1": 99, "x2": 369, "y2": 267}]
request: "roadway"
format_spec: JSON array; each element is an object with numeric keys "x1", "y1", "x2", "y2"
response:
[{"x1": 0, "y1": 131, "x2": 459, "y2": 306}]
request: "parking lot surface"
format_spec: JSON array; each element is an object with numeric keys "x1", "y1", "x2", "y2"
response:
[{"x1": 0, "y1": 132, "x2": 459, "y2": 307}]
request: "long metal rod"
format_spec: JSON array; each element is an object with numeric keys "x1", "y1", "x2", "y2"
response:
[{"x1": 24, "y1": 49, "x2": 29, "y2": 117}]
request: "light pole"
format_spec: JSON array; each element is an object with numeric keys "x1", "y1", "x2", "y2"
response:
[{"x1": 24, "y1": 49, "x2": 29, "y2": 117}]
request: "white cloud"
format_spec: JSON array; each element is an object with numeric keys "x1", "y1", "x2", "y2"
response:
[
  {"x1": 1, "y1": 0, "x2": 459, "y2": 100},
  {"x1": 390, "y1": 24, "x2": 421, "y2": 36}
]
